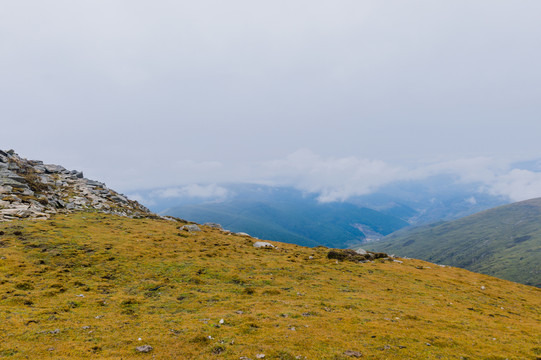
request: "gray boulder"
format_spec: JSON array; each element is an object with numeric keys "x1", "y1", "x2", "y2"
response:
[
  {"x1": 180, "y1": 224, "x2": 201, "y2": 232},
  {"x1": 344, "y1": 350, "x2": 363, "y2": 357},
  {"x1": 44, "y1": 164, "x2": 66, "y2": 174}
]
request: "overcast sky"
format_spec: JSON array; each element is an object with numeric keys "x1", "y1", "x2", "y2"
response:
[{"x1": 2, "y1": 1, "x2": 541, "y2": 201}]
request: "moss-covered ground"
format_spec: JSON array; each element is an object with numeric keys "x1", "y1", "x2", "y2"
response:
[{"x1": 0, "y1": 213, "x2": 539, "y2": 359}]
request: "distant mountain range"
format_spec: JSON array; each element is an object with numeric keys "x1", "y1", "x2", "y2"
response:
[
  {"x1": 366, "y1": 198, "x2": 541, "y2": 287},
  {"x1": 162, "y1": 185, "x2": 408, "y2": 248},
  {"x1": 130, "y1": 176, "x2": 508, "y2": 248}
]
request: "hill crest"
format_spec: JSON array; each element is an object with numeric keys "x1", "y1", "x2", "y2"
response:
[{"x1": 0, "y1": 149, "x2": 150, "y2": 221}]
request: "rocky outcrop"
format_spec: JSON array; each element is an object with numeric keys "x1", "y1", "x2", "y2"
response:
[
  {"x1": 327, "y1": 249, "x2": 388, "y2": 262},
  {"x1": 0, "y1": 149, "x2": 150, "y2": 221}
]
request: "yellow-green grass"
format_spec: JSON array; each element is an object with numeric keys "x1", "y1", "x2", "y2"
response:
[{"x1": 0, "y1": 213, "x2": 539, "y2": 359}]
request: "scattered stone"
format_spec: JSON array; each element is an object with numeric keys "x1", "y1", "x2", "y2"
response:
[
  {"x1": 237, "y1": 232, "x2": 251, "y2": 236},
  {"x1": 253, "y1": 241, "x2": 275, "y2": 248},
  {"x1": 49, "y1": 329, "x2": 60, "y2": 334},
  {"x1": 180, "y1": 224, "x2": 201, "y2": 232},
  {"x1": 135, "y1": 345, "x2": 153, "y2": 353},
  {"x1": 481, "y1": 286, "x2": 486, "y2": 290},
  {"x1": 344, "y1": 350, "x2": 363, "y2": 357},
  {"x1": 204, "y1": 222, "x2": 222, "y2": 229},
  {"x1": 256, "y1": 354, "x2": 265, "y2": 359}
]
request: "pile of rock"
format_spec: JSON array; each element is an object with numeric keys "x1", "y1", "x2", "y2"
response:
[
  {"x1": 327, "y1": 248, "x2": 389, "y2": 262},
  {"x1": 0, "y1": 149, "x2": 150, "y2": 221}
]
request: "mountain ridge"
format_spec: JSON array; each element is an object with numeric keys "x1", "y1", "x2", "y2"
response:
[
  {"x1": 0, "y1": 149, "x2": 150, "y2": 221},
  {"x1": 365, "y1": 197, "x2": 541, "y2": 287}
]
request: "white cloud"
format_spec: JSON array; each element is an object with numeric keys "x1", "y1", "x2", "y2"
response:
[
  {"x1": 488, "y1": 169, "x2": 541, "y2": 201},
  {"x1": 256, "y1": 149, "x2": 405, "y2": 201},
  {"x1": 416, "y1": 157, "x2": 509, "y2": 183}
]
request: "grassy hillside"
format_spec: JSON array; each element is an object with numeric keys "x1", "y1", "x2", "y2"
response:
[
  {"x1": 0, "y1": 214, "x2": 540, "y2": 359},
  {"x1": 166, "y1": 199, "x2": 408, "y2": 248},
  {"x1": 367, "y1": 198, "x2": 541, "y2": 287}
]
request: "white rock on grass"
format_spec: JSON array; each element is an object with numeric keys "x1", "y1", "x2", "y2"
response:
[
  {"x1": 253, "y1": 241, "x2": 275, "y2": 248},
  {"x1": 135, "y1": 345, "x2": 153, "y2": 353}
]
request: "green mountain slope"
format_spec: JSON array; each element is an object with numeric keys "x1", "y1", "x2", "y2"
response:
[{"x1": 366, "y1": 198, "x2": 541, "y2": 287}]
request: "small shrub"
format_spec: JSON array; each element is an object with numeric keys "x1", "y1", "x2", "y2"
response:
[
  {"x1": 120, "y1": 298, "x2": 139, "y2": 306},
  {"x1": 211, "y1": 345, "x2": 226, "y2": 354},
  {"x1": 121, "y1": 308, "x2": 136, "y2": 315},
  {"x1": 15, "y1": 282, "x2": 34, "y2": 291},
  {"x1": 243, "y1": 287, "x2": 256, "y2": 295},
  {"x1": 191, "y1": 334, "x2": 210, "y2": 344},
  {"x1": 270, "y1": 350, "x2": 296, "y2": 360},
  {"x1": 67, "y1": 301, "x2": 80, "y2": 308},
  {"x1": 262, "y1": 289, "x2": 281, "y2": 295},
  {"x1": 230, "y1": 277, "x2": 245, "y2": 285}
]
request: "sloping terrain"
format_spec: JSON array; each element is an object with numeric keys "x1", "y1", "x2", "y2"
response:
[
  {"x1": 1, "y1": 213, "x2": 539, "y2": 359},
  {"x1": 366, "y1": 198, "x2": 541, "y2": 287}
]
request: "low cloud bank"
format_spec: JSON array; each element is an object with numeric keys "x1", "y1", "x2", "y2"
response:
[
  {"x1": 126, "y1": 149, "x2": 541, "y2": 204},
  {"x1": 253, "y1": 150, "x2": 541, "y2": 203}
]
